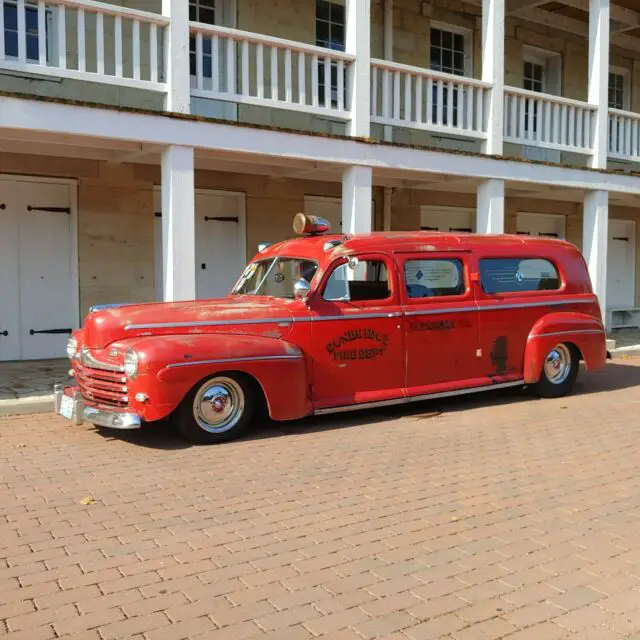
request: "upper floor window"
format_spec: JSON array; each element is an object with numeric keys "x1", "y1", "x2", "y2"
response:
[
  {"x1": 609, "y1": 69, "x2": 629, "y2": 110},
  {"x1": 523, "y1": 61, "x2": 544, "y2": 93},
  {"x1": 189, "y1": 0, "x2": 217, "y2": 78},
  {"x1": 479, "y1": 258, "x2": 561, "y2": 294},
  {"x1": 316, "y1": 0, "x2": 345, "y2": 108},
  {"x1": 430, "y1": 27, "x2": 466, "y2": 77},
  {"x1": 3, "y1": 0, "x2": 47, "y2": 62}
]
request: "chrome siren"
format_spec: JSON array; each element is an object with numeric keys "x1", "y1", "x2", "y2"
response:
[{"x1": 293, "y1": 213, "x2": 331, "y2": 236}]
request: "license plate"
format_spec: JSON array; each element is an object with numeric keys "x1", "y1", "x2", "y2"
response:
[{"x1": 59, "y1": 395, "x2": 75, "y2": 420}]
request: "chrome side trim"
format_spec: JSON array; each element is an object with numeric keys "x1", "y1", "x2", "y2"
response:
[
  {"x1": 312, "y1": 312, "x2": 403, "y2": 322},
  {"x1": 166, "y1": 354, "x2": 304, "y2": 369},
  {"x1": 89, "y1": 302, "x2": 135, "y2": 314},
  {"x1": 81, "y1": 349, "x2": 125, "y2": 372},
  {"x1": 84, "y1": 406, "x2": 141, "y2": 430},
  {"x1": 477, "y1": 298, "x2": 594, "y2": 312},
  {"x1": 125, "y1": 317, "x2": 294, "y2": 331},
  {"x1": 528, "y1": 329, "x2": 605, "y2": 340},
  {"x1": 406, "y1": 306, "x2": 476, "y2": 316},
  {"x1": 314, "y1": 380, "x2": 525, "y2": 416}
]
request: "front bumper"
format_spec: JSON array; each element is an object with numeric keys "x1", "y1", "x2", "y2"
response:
[{"x1": 54, "y1": 385, "x2": 141, "y2": 430}]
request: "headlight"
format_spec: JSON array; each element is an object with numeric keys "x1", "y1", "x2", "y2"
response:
[
  {"x1": 123, "y1": 349, "x2": 139, "y2": 379},
  {"x1": 66, "y1": 337, "x2": 78, "y2": 359}
]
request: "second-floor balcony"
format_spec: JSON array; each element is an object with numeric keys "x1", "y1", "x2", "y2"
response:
[{"x1": 1, "y1": 0, "x2": 639, "y2": 169}]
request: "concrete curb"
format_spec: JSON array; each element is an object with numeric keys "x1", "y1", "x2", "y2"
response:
[{"x1": 0, "y1": 395, "x2": 53, "y2": 417}]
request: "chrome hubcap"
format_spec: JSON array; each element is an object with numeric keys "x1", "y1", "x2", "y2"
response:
[
  {"x1": 193, "y1": 377, "x2": 244, "y2": 434},
  {"x1": 544, "y1": 344, "x2": 572, "y2": 385}
]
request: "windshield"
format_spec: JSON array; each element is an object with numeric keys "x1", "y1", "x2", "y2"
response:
[{"x1": 232, "y1": 257, "x2": 319, "y2": 298}]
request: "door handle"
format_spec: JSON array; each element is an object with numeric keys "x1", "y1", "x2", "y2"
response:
[
  {"x1": 0, "y1": 330, "x2": 7, "y2": 336},
  {"x1": 29, "y1": 328, "x2": 72, "y2": 335}
]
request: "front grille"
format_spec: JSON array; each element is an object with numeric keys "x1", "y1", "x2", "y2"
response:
[{"x1": 76, "y1": 364, "x2": 128, "y2": 409}]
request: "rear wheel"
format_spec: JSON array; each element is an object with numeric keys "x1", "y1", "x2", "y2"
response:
[
  {"x1": 531, "y1": 343, "x2": 579, "y2": 398},
  {"x1": 175, "y1": 374, "x2": 254, "y2": 443}
]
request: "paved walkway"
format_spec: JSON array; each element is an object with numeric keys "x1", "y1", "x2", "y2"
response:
[{"x1": 2, "y1": 361, "x2": 640, "y2": 638}]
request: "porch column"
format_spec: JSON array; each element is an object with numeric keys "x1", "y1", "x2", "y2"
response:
[
  {"x1": 345, "y1": 0, "x2": 371, "y2": 138},
  {"x1": 161, "y1": 145, "x2": 196, "y2": 301},
  {"x1": 162, "y1": 0, "x2": 191, "y2": 114},
  {"x1": 481, "y1": 0, "x2": 504, "y2": 155},
  {"x1": 476, "y1": 179, "x2": 505, "y2": 234},
  {"x1": 588, "y1": 0, "x2": 610, "y2": 169},
  {"x1": 583, "y1": 190, "x2": 608, "y2": 319},
  {"x1": 342, "y1": 166, "x2": 373, "y2": 234}
]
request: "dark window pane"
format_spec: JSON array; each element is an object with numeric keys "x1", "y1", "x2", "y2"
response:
[
  {"x1": 442, "y1": 49, "x2": 452, "y2": 70},
  {"x1": 405, "y1": 259, "x2": 465, "y2": 298},
  {"x1": 454, "y1": 33, "x2": 464, "y2": 51},
  {"x1": 442, "y1": 30, "x2": 452, "y2": 49},
  {"x1": 454, "y1": 51, "x2": 464, "y2": 73},
  {"x1": 479, "y1": 258, "x2": 560, "y2": 294},
  {"x1": 333, "y1": 24, "x2": 344, "y2": 46},
  {"x1": 533, "y1": 65, "x2": 542, "y2": 82},
  {"x1": 4, "y1": 32, "x2": 17, "y2": 57},
  {"x1": 431, "y1": 28, "x2": 441, "y2": 46},
  {"x1": 4, "y1": 4, "x2": 17, "y2": 31},
  {"x1": 316, "y1": 0, "x2": 330, "y2": 21},
  {"x1": 25, "y1": 7, "x2": 38, "y2": 32},
  {"x1": 203, "y1": 38, "x2": 212, "y2": 54},
  {"x1": 189, "y1": 51, "x2": 196, "y2": 76},
  {"x1": 317, "y1": 20, "x2": 329, "y2": 44},
  {"x1": 203, "y1": 56, "x2": 212, "y2": 78},
  {"x1": 330, "y1": 2, "x2": 344, "y2": 24},
  {"x1": 189, "y1": 5, "x2": 197, "y2": 21},
  {"x1": 199, "y1": 7, "x2": 215, "y2": 24},
  {"x1": 26, "y1": 35, "x2": 38, "y2": 60}
]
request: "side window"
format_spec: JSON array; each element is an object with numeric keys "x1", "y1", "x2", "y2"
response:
[
  {"x1": 404, "y1": 259, "x2": 465, "y2": 298},
  {"x1": 479, "y1": 258, "x2": 561, "y2": 294},
  {"x1": 323, "y1": 259, "x2": 390, "y2": 302}
]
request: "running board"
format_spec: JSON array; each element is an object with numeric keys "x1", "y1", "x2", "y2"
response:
[{"x1": 314, "y1": 380, "x2": 526, "y2": 416}]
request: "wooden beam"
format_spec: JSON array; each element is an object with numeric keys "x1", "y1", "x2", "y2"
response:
[
  {"x1": 505, "y1": 0, "x2": 548, "y2": 14},
  {"x1": 560, "y1": 0, "x2": 640, "y2": 28}
]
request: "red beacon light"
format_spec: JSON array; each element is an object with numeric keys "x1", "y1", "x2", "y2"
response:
[{"x1": 293, "y1": 213, "x2": 331, "y2": 236}]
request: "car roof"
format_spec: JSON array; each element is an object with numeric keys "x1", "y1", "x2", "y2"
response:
[{"x1": 261, "y1": 231, "x2": 573, "y2": 260}]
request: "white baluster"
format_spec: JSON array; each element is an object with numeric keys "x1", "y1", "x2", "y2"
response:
[
  {"x1": 465, "y1": 85, "x2": 473, "y2": 131},
  {"x1": 371, "y1": 66, "x2": 378, "y2": 117},
  {"x1": 632, "y1": 119, "x2": 638, "y2": 159},
  {"x1": 211, "y1": 36, "x2": 219, "y2": 93},
  {"x1": 456, "y1": 84, "x2": 464, "y2": 130},
  {"x1": 446, "y1": 81, "x2": 453, "y2": 128},
  {"x1": 312, "y1": 54, "x2": 319, "y2": 107},
  {"x1": 323, "y1": 56, "x2": 331, "y2": 108},
  {"x1": 415, "y1": 75, "x2": 423, "y2": 125},
  {"x1": 284, "y1": 48, "x2": 292, "y2": 103},
  {"x1": 426, "y1": 77, "x2": 433, "y2": 124},
  {"x1": 404, "y1": 74, "x2": 411, "y2": 122},
  {"x1": 477, "y1": 87, "x2": 484, "y2": 134},
  {"x1": 57, "y1": 4, "x2": 66, "y2": 69},
  {"x1": 0, "y1": 0, "x2": 5, "y2": 62},
  {"x1": 337, "y1": 59, "x2": 344, "y2": 111},
  {"x1": 568, "y1": 106, "x2": 576, "y2": 148},
  {"x1": 96, "y1": 12, "x2": 104, "y2": 75},
  {"x1": 297, "y1": 51, "x2": 305, "y2": 105},
  {"x1": 77, "y1": 9, "x2": 86, "y2": 72},
  {"x1": 382, "y1": 69, "x2": 391, "y2": 121},
  {"x1": 393, "y1": 71, "x2": 400, "y2": 121},
  {"x1": 560, "y1": 104, "x2": 567, "y2": 147},
  {"x1": 195, "y1": 31, "x2": 203, "y2": 90},
  {"x1": 17, "y1": 0, "x2": 26, "y2": 63},
  {"x1": 552, "y1": 103, "x2": 560, "y2": 145},
  {"x1": 227, "y1": 38, "x2": 236, "y2": 95},
  {"x1": 611, "y1": 114, "x2": 618, "y2": 154},
  {"x1": 576, "y1": 107, "x2": 583, "y2": 149},
  {"x1": 242, "y1": 40, "x2": 250, "y2": 97},
  {"x1": 436, "y1": 80, "x2": 443, "y2": 126},
  {"x1": 508, "y1": 94, "x2": 515, "y2": 139},
  {"x1": 625, "y1": 115, "x2": 632, "y2": 157},
  {"x1": 544, "y1": 101, "x2": 551, "y2": 143},
  {"x1": 518, "y1": 96, "x2": 525, "y2": 142},
  {"x1": 257, "y1": 43, "x2": 264, "y2": 99},
  {"x1": 150, "y1": 23, "x2": 158, "y2": 83},
  {"x1": 271, "y1": 46, "x2": 278, "y2": 101},
  {"x1": 37, "y1": 0, "x2": 46, "y2": 66},
  {"x1": 132, "y1": 19, "x2": 140, "y2": 80},
  {"x1": 115, "y1": 15, "x2": 122, "y2": 77}
]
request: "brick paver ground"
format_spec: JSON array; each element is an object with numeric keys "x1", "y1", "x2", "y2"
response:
[{"x1": 2, "y1": 360, "x2": 640, "y2": 639}]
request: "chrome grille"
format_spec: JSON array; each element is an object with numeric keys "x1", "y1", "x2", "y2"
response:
[{"x1": 76, "y1": 364, "x2": 128, "y2": 409}]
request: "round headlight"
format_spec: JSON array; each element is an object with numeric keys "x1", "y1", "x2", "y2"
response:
[
  {"x1": 123, "y1": 349, "x2": 139, "y2": 379},
  {"x1": 66, "y1": 337, "x2": 78, "y2": 359}
]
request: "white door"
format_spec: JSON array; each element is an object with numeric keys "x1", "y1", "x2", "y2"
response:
[
  {"x1": 607, "y1": 219, "x2": 636, "y2": 310},
  {"x1": 304, "y1": 195, "x2": 342, "y2": 233},
  {"x1": 420, "y1": 206, "x2": 475, "y2": 232},
  {"x1": 154, "y1": 189, "x2": 246, "y2": 301},
  {"x1": 516, "y1": 212, "x2": 566, "y2": 239},
  {"x1": 0, "y1": 179, "x2": 76, "y2": 362}
]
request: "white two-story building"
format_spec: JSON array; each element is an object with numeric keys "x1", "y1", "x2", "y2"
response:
[{"x1": 0, "y1": 0, "x2": 639, "y2": 361}]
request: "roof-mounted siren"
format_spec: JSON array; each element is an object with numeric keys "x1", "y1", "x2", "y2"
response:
[{"x1": 293, "y1": 213, "x2": 331, "y2": 237}]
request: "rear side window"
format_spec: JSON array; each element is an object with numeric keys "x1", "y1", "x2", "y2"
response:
[
  {"x1": 404, "y1": 259, "x2": 465, "y2": 298},
  {"x1": 479, "y1": 258, "x2": 561, "y2": 294}
]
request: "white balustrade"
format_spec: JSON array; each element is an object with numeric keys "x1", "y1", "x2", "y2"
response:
[
  {"x1": 0, "y1": 0, "x2": 167, "y2": 91},
  {"x1": 370, "y1": 59, "x2": 491, "y2": 139},
  {"x1": 608, "y1": 108, "x2": 640, "y2": 162},
  {"x1": 189, "y1": 23, "x2": 355, "y2": 119},
  {"x1": 504, "y1": 87, "x2": 596, "y2": 154}
]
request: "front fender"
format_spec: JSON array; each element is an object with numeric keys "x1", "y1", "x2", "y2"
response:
[
  {"x1": 523, "y1": 312, "x2": 606, "y2": 384},
  {"x1": 128, "y1": 333, "x2": 311, "y2": 422}
]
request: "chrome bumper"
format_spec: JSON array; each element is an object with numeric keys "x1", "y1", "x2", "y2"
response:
[{"x1": 54, "y1": 385, "x2": 141, "y2": 430}]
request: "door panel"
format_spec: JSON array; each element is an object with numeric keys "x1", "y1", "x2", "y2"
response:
[
  {"x1": 607, "y1": 220, "x2": 635, "y2": 309},
  {"x1": 420, "y1": 207, "x2": 474, "y2": 233},
  {"x1": 516, "y1": 212, "x2": 566, "y2": 240},
  {"x1": 401, "y1": 253, "x2": 482, "y2": 392},
  {"x1": 310, "y1": 254, "x2": 405, "y2": 409},
  {"x1": 0, "y1": 189, "x2": 21, "y2": 361}
]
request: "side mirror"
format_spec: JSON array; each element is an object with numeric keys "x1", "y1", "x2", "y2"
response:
[{"x1": 294, "y1": 278, "x2": 311, "y2": 301}]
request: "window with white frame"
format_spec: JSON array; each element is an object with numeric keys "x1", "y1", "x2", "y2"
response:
[
  {"x1": 429, "y1": 25, "x2": 471, "y2": 127},
  {"x1": 189, "y1": 0, "x2": 217, "y2": 79},
  {"x1": 3, "y1": 0, "x2": 49, "y2": 62},
  {"x1": 608, "y1": 69, "x2": 629, "y2": 110},
  {"x1": 316, "y1": 0, "x2": 345, "y2": 107},
  {"x1": 522, "y1": 48, "x2": 561, "y2": 137}
]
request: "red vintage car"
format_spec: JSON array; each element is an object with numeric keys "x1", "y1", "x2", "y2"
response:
[{"x1": 55, "y1": 214, "x2": 607, "y2": 443}]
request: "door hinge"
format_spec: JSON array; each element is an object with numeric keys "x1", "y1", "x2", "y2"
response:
[
  {"x1": 30, "y1": 328, "x2": 73, "y2": 335},
  {"x1": 0, "y1": 203, "x2": 5, "y2": 210},
  {"x1": 450, "y1": 227, "x2": 472, "y2": 233},
  {"x1": 27, "y1": 206, "x2": 71, "y2": 214},
  {"x1": 420, "y1": 225, "x2": 438, "y2": 231},
  {"x1": 0, "y1": 330, "x2": 8, "y2": 337},
  {"x1": 154, "y1": 212, "x2": 162, "y2": 218},
  {"x1": 613, "y1": 236, "x2": 629, "y2": 242},
  {"x1": 204, "y1": 216, "x2": 239, "y2": 223}
]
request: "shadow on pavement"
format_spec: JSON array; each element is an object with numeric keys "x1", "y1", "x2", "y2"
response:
[{"x1": 90, "y1": 360, "x2": 640, "y2": 450}]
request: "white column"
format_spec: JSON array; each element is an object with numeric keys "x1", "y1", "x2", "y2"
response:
[
  {"x1": 162, "y1": 0, "x2": 191, "y2": 113},
  {"x1": 481, "y1": 0, "x2": 504, "y2": 155},
  {"x1": 342, "y1": 166, "x2": 373, "y2": 234},
  {"x1": 345, "y1": 0, "x2": 371, "y2": 138},
  {"x1": 161, "y1": 145, "x2": 196, "y2": 301},
  {"x1": 588, "y1": 0, "x2": 610, "y2": 169},
  {"x1": 583, "y1": 190, "x2": 608, "y2": 318},
  {"x1": 476, "y1": 179, "x2": 505, "y2": 234},
  {"x1": 383, "y1": 0, "x2": 393, "y2": 143}
]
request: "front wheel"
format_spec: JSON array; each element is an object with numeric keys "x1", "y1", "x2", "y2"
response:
[
  {"x1": 531, "y1": 343, "x2": 579, "y2": 399},
  {"x1": 174, "y1": 374, "x2": 254, "y2": 443}
]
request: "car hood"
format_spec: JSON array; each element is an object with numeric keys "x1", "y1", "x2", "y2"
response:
[{"x1": 82, "y1": 297, "x2": 296, "y2": 349}]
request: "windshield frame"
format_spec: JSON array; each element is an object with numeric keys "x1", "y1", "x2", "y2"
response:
[{"x1": 231, "y1": 256, "x2": 320, "y2": 298}]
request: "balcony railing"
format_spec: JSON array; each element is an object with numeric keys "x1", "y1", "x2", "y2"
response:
[
  {"x1": 2, "y1": 0, "x2": 640, "y2": 167},
  {"x1": 189, "y1": 23, "x2": 354, "y2": 120},
  {"x1": 504, "y1": 87, "x2": 596, "y2": 155},
  {"x1": 370, "y1": 59, "x2": 490, "y2": 139},
  {"x1": 0, "y1": 0, "x2": 167, "y2": 91}
]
